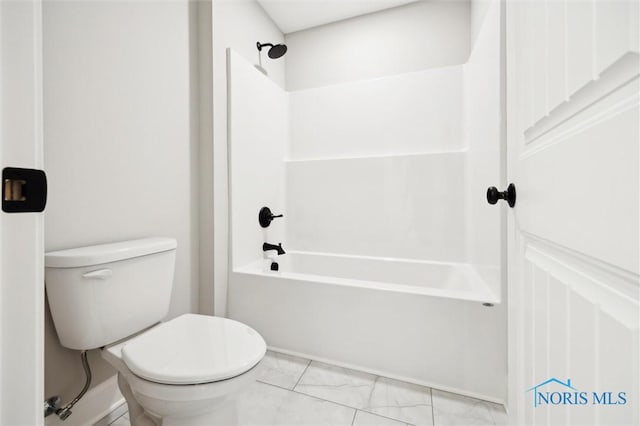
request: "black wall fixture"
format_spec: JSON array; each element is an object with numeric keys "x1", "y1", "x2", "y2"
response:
[
  {"x1": 486, "y1": 183, "x2": 516, "y2": 208},
  {"x1": 256, "y1": 42, "x2": 288, "y2": 59},
  {"x1": 259, "y1": 206, "x2": 283, "y2": 228},
  {"x1": 2, "y1": 167, "x2": 47, "y2": 213}
]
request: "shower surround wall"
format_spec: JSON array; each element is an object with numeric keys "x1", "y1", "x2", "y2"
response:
[
  {"x1": 228, "y1": 0, "x2": 505, "y2": 403},
  {"x1": 464, "y1": 0, "x2": 504, "y2": 300},
  {"x1": 211, "y1": 0, "x2": 286, "y2": 317},
  {"x1": 287, "y1": 67, "x2": 466, "y2": 262},
  {"x1": 228, "y1": 49, "x2": 287, "y2": 270},
  {"x1": 228, "y1": 55, "x2": 469, "y2": 273}
]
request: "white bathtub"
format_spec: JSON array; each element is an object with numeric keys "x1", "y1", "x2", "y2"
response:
[
  {"x1": 228, "y1": 251, "x2": 506, "y2": 402},
  {"x1": 236, "y1": 251, "x2": 498, "y2": 304}
]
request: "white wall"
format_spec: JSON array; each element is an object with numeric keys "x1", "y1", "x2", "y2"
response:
[
  {"x1": 212, "y1": 0, "x2": 285, "y2": 316},
  {"x1": 285, "y1": 1, "x2": 470, "y2": 91},
  {"x1": 43, "y1": 0, "x2": 200, "y2": 407},
  {"x1": 286, "y1": 153, "x2": 466, "y2": 261},
  {"x1": 288, "y1": 66, "x2": 463, "y2": 159},
  {"x1": 286, "y1": 67, "x2": 466, "y2": 262},
  {"x1": 228, "y1": 50, "x2": 288, "y2": 269}
]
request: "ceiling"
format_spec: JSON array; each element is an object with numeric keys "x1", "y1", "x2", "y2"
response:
[{"x1": 256, "y1": 0, "x2": 420, "y2": 34}]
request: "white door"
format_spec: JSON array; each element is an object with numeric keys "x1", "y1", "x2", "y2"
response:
[
  {"x1": 0, "y1": 0, "x2": 45, "y2": 425},
  {"x1": 506, "y1": 1, "x2": 639, "y2": 425}
]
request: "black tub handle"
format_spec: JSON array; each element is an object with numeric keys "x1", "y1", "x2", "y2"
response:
[{"x1": 259, "y1": 206, "x2": 283, "y2": 227}]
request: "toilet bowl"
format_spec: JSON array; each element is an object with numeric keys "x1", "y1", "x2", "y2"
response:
[
  {"x1": 103, "y1": 314, "x2": 265, "y2": 426},
  {"x1": 44, "y1": 238, "x2": 266, "y2": 426}
]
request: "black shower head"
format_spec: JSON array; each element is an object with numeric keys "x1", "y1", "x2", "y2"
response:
[{"x1": 257, "y1": 41, "x2": 288, "y2": 59}]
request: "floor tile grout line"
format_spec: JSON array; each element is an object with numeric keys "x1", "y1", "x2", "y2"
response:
[
  {"x1": 259, "y1": 380, "x2": 366, "y2": 423},
  {"x1": 354, "y1": 408, "x2": 418, "y2": 426},
  {"x1": 292, "y1": 358, "x2": 312, "y2": 390},
  {"x1": 266, "y1": 354, "x2": 434, "y2": 426},
  {"x1": 430, "y1": 387, "x2": 435, "y2": 426},
  {"x1": 272, "y1": 352, "x2": 442, "y2": 405},
  {"x1": 260, "y1": 379, "x2": 419, "y2": 426},
  {"x1": 350, "y1": 409, "x2": 358, "y2": 426},
  {"x1": 260, "y1": 380, "x2": 355, "y2": 409},
  {"x1": 359, "y1": 408, "x2": 422, "y2": 426},
  {"x1": 269, "y1": 351, "x2": 505, "y2": 412}
]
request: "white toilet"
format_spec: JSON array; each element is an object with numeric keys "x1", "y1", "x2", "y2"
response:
[{"x1": 45, "y1": 238, "x2": 266, "y2": 426}]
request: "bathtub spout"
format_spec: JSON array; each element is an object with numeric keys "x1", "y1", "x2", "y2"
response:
[{"x1": 263, "y1": 242, "x2": 285, "y2": 255}]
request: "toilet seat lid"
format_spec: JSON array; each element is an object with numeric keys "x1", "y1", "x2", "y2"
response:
[{"x1": 121, "y1": 314, "x2": 266, "y2": 385}]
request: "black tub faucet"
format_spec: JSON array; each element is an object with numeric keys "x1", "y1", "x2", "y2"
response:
[{"x1": 263, "y1": 242, "x2": 285, "y2": 255}]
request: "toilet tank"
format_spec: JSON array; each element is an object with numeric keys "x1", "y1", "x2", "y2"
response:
[{"x1": 45, "y1": 238, "x2": 177, "y2": 350}]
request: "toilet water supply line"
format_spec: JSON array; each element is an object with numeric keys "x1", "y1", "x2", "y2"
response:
[{"x1": 44, "y1": 350, "x2": 92, "y2": 420}]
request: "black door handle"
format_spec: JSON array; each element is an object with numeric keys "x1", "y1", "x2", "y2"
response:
[{"x1": 487, "y1": 183, "x2": 516, "y2": 208}]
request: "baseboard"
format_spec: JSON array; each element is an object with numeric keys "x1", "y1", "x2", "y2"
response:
[
  {"x1": 268, "y1": 345, "x2": 506, "y2": 407},
  {"x1": 45, "y1": 375, "x2": 125, "y2": 426}
]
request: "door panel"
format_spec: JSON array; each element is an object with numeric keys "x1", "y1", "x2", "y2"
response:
[
  {"x1": 520, "y1": 80, "x2": 639, "y2": 272},
  {"x1": 507, "y1": 1, "x2": 639, "y2": 424},
  {"x1": 0, "y1": 0, "x2": 45, "y2": 424}
]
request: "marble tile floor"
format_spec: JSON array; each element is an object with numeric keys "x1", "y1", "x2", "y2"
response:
[{"x1": 95, "y1": 350, "x2": 507, "y2": 426}]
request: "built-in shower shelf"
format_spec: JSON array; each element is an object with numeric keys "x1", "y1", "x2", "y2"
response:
[{"x1": 284, "y1": 149, "x2": 468, "y2": 163}]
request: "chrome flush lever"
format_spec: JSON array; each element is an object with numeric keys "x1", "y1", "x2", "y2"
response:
[{"x1": 82, "y1": 269, "x2": 112, "y2": 279}]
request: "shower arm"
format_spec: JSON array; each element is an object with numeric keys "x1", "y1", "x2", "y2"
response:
[{"x1": 256, "y1": 42, "x2": 274, "y2": 51}]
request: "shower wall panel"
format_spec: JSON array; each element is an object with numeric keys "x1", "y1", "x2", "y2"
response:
[
  {"x1": 464, "y1": 0, "x2": 503, "y2": 298},
  {"x1": 288, "y1": 66, "x2": 464, "y2": 159},
  {"x1": 228, "y1": 50, "x2": 288, "y2": 269},
  {"x1": 286, "y1": 66, "x2": 466, "y2": 263},
  {"x1": 286, "y1": 153, "x2": 466, "y2": 261}
]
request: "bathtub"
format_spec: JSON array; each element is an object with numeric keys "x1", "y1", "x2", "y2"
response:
[
  {"x1": 228, "y1": 251, "x2": 507, "y2": 402},
  {"x1": 236, "y1": 251, "x2": 498, "y2": 303}
]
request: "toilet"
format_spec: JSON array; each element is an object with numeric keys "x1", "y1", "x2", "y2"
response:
[{"x1": 45, "y1": 238, "x2": 266, "y2": 426}]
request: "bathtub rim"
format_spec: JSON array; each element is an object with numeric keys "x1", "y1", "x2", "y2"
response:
[{"x1": 234, "y1": 250, "x2": 501, "y2": 305}]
